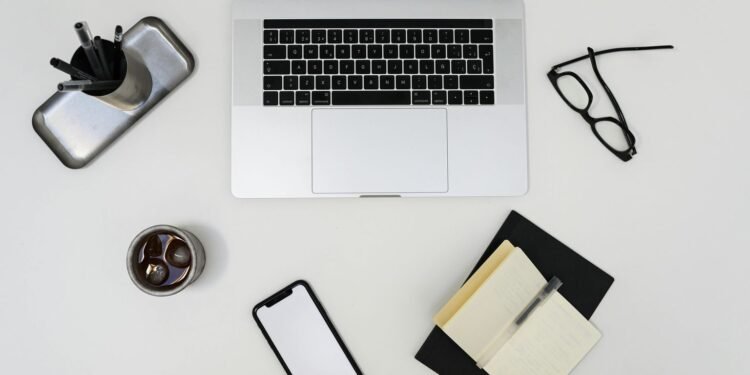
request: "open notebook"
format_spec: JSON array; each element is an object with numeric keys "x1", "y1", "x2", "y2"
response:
[{"x1": 434, "y1": 241, "x2": 601, "y2": 375}]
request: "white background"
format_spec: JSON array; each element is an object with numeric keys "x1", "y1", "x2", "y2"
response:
[{"x1": 1, "y1": 0, "x2": 749, "y2": 374}]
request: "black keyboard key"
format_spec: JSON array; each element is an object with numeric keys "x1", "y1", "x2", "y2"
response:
[
  {"x1": 264, "y1": 61, "x2": 290, "y2": 75},
  {"x1": 431, "y1": 44, "x2": 446, "y2": 58},
  {"x1": 435, "y1": 60, "x2": 450, "y2": 74},
  {"x1": 432, "y1": 90, "x2": 447, "y2": 105},
  {"x1": 408, "y1": 29, "x2": 422, "y2": 43},
  {"x1": 380, "y1": 75, "x2": 395, "y2": 89},
  {"x1": 388, "y1": 60, "x2": 403, "y2": 74},
  {"x1": 279, "y1": 91, "x2": 295, "y2": 105},
  {"x1": 391, "y1": 29, "x2": 406, "y2": 43},
  {"x1": 360, "y1": 29, "x2": 374, "y2": 43},
  {"x1": 412, "y1": 91, "x2": 431, "y2": 105},
  {"x1": 480, "y1": 90, "x2": 495, "y2": 105},
  {"x1": 412, "y1": 75, "x2": 427, "y2": 89},
  {"x1": 416, "y1": 45, "x2": 430, "y2": 58},
  {"x1": 336, "y1": 45, "x2": 350, "y2": 59},
  {"x1": 376, "y1": 29, "x2": 390, "y2": 43},
  {"x1": 264, "y1": 30, "x2": 278, "y2": 44},
  {"x1": 396, "y1": 75, "x2": 410, "y2": 89},
  {"x1": 332, "y1": 91, "x2": 410, "y2": 105},
  {"x1": 263, "y1": 91, "x2": 278, "y2": 105},
  {"x1": 423, "y1": 29, "x2": 438, "y2": 43},
  {"x1": 356, "y1": 60, "x2": 370, "y2": 74},
  {"x1": 460, "y1": 75, "x2": 494, "y2": 89},
  {"x1": 304, "y1": 45, "x2": 318, "y2": 59},
  {"x1": 292, "y1": 60, "x2": 306, "y2": 74},
  {"x1": 324, "y1": 60, "x2": 338, "y2": 74},
  {"x1": 368, "y1": 45, "x2": 383, "y2": 59},
  {"x1": 448, "y1": 90, "x2": 462, "y2": 104},
  {"x1": 372, "y1": 60, "x2": 387, "y2": 74},
  {"x1": 364, "y1": 75, "x2": 378, "y2": 89},
  {"x1": 464, "y1": 90, "x2": 479, "y2": 104},
  {"x1": 340, "y1": 60, "x2": 355, "y2": 74},
  {"x1": 384, "y1": 45, "x2": 398, "y2": 59},
  {"x1": 296, "y1": 30, "x2": 310, "y2": 43},
  {"x1": 264, "y1": 45, "x2": 286, "y2": 59},
  {"x1": 479, "y1": 45, "x2": 494, "y2": 73},
  {"x1": 444, "y1": 75, "x2": 458, "y2": 89},
  {"x1": 312, "y1": 30, "x2": 326, "y2": 43},
  {"x1": 328, "y1": 30, "x2": 342, "y2": 43},
  {"x1": 483, "y1": 59, "x2": 494, "y2": 74},
  {"x1": 332, "y1": 75, "x2": 347, "y2": 90},
  {"x1": 428, "y1": 75, "x2": 442, "y2": 89},
  {"x1": 455, "y1": 29, "x2": 470, "y2": 43},
  {"x1": 288, "y1": 45, "x2": 303, "y2": 59},
  {"x1": 451, "y1": 60, "x2": 466, "y2": 74},
  {"x1": 263, "y1": 76, "x2": 282, "y2": 90},
  {"x1": 479, "y1": 45, "x2": 494, "y2": 60},
  {"x1": 468, "y1": 60, "x2": 483, "y2": 74},
  {"x1": 471, "y1": 29, "x2": 493, "y2": 43},
  {"x1": 348, "y1": 75, "x2": 363, "y2": 89},
  {"x1": 439, "y1": 30, "x2": 454, "y2": 43},
  {"x1": 308, "y1": 60, "x2": 322, "y2": 74},
  {"x1": 352, "y1": 45, "x2": 367, "y2": 59},
  {"x1": 284, "y1": 76, "x2": 298, "y2": 90},
  {"x1": 419, "y1": 60, "x2": 434, "y2": 74},
  {"x1": 300, "y1": 75, "x2": 315, "y2": 90},
  {"x1": 448, "y1": 45, "x2": 462, "y2": 58},
  {"x1": 344, "y1": 29, "x2": 358, "y2": 43},
  {"x1": 463, "y1": 45, "x2": 478, "y2": 58},
  {"x1": 399, "y1": 45, "x2": 414, "y2": 59},
  {"x1": 320, "y1": 45, "x2": 335, "y2": 59},
  {"x1": 312, "y1": 91, "x2": 331, "y2": 105},
  {"x1": 296, "y1": 91, "x2": 311, "y2": 105},
  {"x1": 280, "y1": 30, "x2": 294, "y2": 44},
  {"x1": 316, "y1": 76, "x2": 331, "y2": 90},
  {"x1": 404, "y1": 60, "x2": 418, "y2": 74}
]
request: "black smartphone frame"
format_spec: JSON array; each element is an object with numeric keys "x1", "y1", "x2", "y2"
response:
[{"x1": 252, "y1": 280, "x2": 362, "y2": 375}]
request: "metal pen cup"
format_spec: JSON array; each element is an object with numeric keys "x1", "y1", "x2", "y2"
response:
[{"x1": 70, "y1": 40, "x2": 152, "y2": 111}]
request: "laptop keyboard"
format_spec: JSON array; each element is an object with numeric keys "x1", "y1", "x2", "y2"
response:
[{"x1": 262, "y1": 19, "x2": 495, "y2": 106}]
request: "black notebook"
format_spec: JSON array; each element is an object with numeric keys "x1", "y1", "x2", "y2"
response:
[{"x1": 415, "y1": 211, "x2": 615, "y2": 375}]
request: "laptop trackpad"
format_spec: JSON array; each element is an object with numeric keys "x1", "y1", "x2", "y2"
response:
[{"x1": 312, "y1": 109, "x2": 448, "y2": 194}]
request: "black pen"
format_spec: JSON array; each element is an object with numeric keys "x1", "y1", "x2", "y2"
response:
[
  {"x1": 113, "y1": 25, "x2": 123, "y2": 50},
  {"x1": 113, "y1": 25, "x2": 123, "y2": 77},
  {"x1": 93, "y1": 36, "x2": 112, "y2": 80},
  {"x1": 57, "y1": 79, "x2": 122, "y2": 92},
  {"x1": 50, "y1": 57, "x2": 98, "y2": 81},
  {"x1": 74, "y1": 22, "x2": 106, "y2": 79}
]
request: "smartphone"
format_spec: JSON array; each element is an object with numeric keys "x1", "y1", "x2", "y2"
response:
[{"x1": 253, "y1": 280, "x2": 362, "y2": 375}]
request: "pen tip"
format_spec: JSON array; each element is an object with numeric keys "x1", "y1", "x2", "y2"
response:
[
  {"x1": 74, "y1": 22, "x2": 83, "y2": 29},
  {"x1": 50, "y1": 58, "x2": 59, "y2": 66},
  {"x1": 57, "y1": 84, "x2": 63, "y2": 91},
  {"x1": 116, "y1": 25, "x2": 122, "y2": 32}
]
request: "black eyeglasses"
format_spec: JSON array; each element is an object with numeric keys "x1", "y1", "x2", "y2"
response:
[{"x1": 548, "y1": 45, "x2": 674, "y2": 162}]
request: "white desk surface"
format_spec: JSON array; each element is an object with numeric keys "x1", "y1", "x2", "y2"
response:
[{"x1": 1, "y1": 0, "x2": 749, "y2": 374}]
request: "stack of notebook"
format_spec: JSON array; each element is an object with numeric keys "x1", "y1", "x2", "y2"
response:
[{"x1": 416, "y1": 211, "x2": 615, "y2": 375}]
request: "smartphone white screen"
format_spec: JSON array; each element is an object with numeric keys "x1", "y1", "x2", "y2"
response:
[{"x1": 256, "y1": 284, "x2": 358, "y2": 375}]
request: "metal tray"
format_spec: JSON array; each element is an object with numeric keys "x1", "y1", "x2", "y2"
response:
[{"x1": 32, "y1": 17, "x2": 195, "y2": 169}]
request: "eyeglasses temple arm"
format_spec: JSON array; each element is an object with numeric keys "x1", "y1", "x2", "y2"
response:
[{"x1": 551, "y1": 45, "x2": 674, "y2": 70}]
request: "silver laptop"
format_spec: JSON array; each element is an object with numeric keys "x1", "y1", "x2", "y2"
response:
[{"x1": 232, "y1": 0, "x2": 527, "y2": 198}]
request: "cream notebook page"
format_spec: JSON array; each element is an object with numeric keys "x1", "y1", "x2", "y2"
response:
[
  {"x1": 435, "y1": 243, "x2": 547, "y2": 360},
  {"x1": 484, "y1": 292, "x2": 602, "y2": 375}
]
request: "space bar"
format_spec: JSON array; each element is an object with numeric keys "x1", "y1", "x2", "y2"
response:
[{"x1": 332, "y1": 91, "x2": 411, "y2": 105}]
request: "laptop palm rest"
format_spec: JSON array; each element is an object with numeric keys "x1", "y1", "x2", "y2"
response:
[{"x1": 312, "y1": 109, "x2": 448, "y2": 194}]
